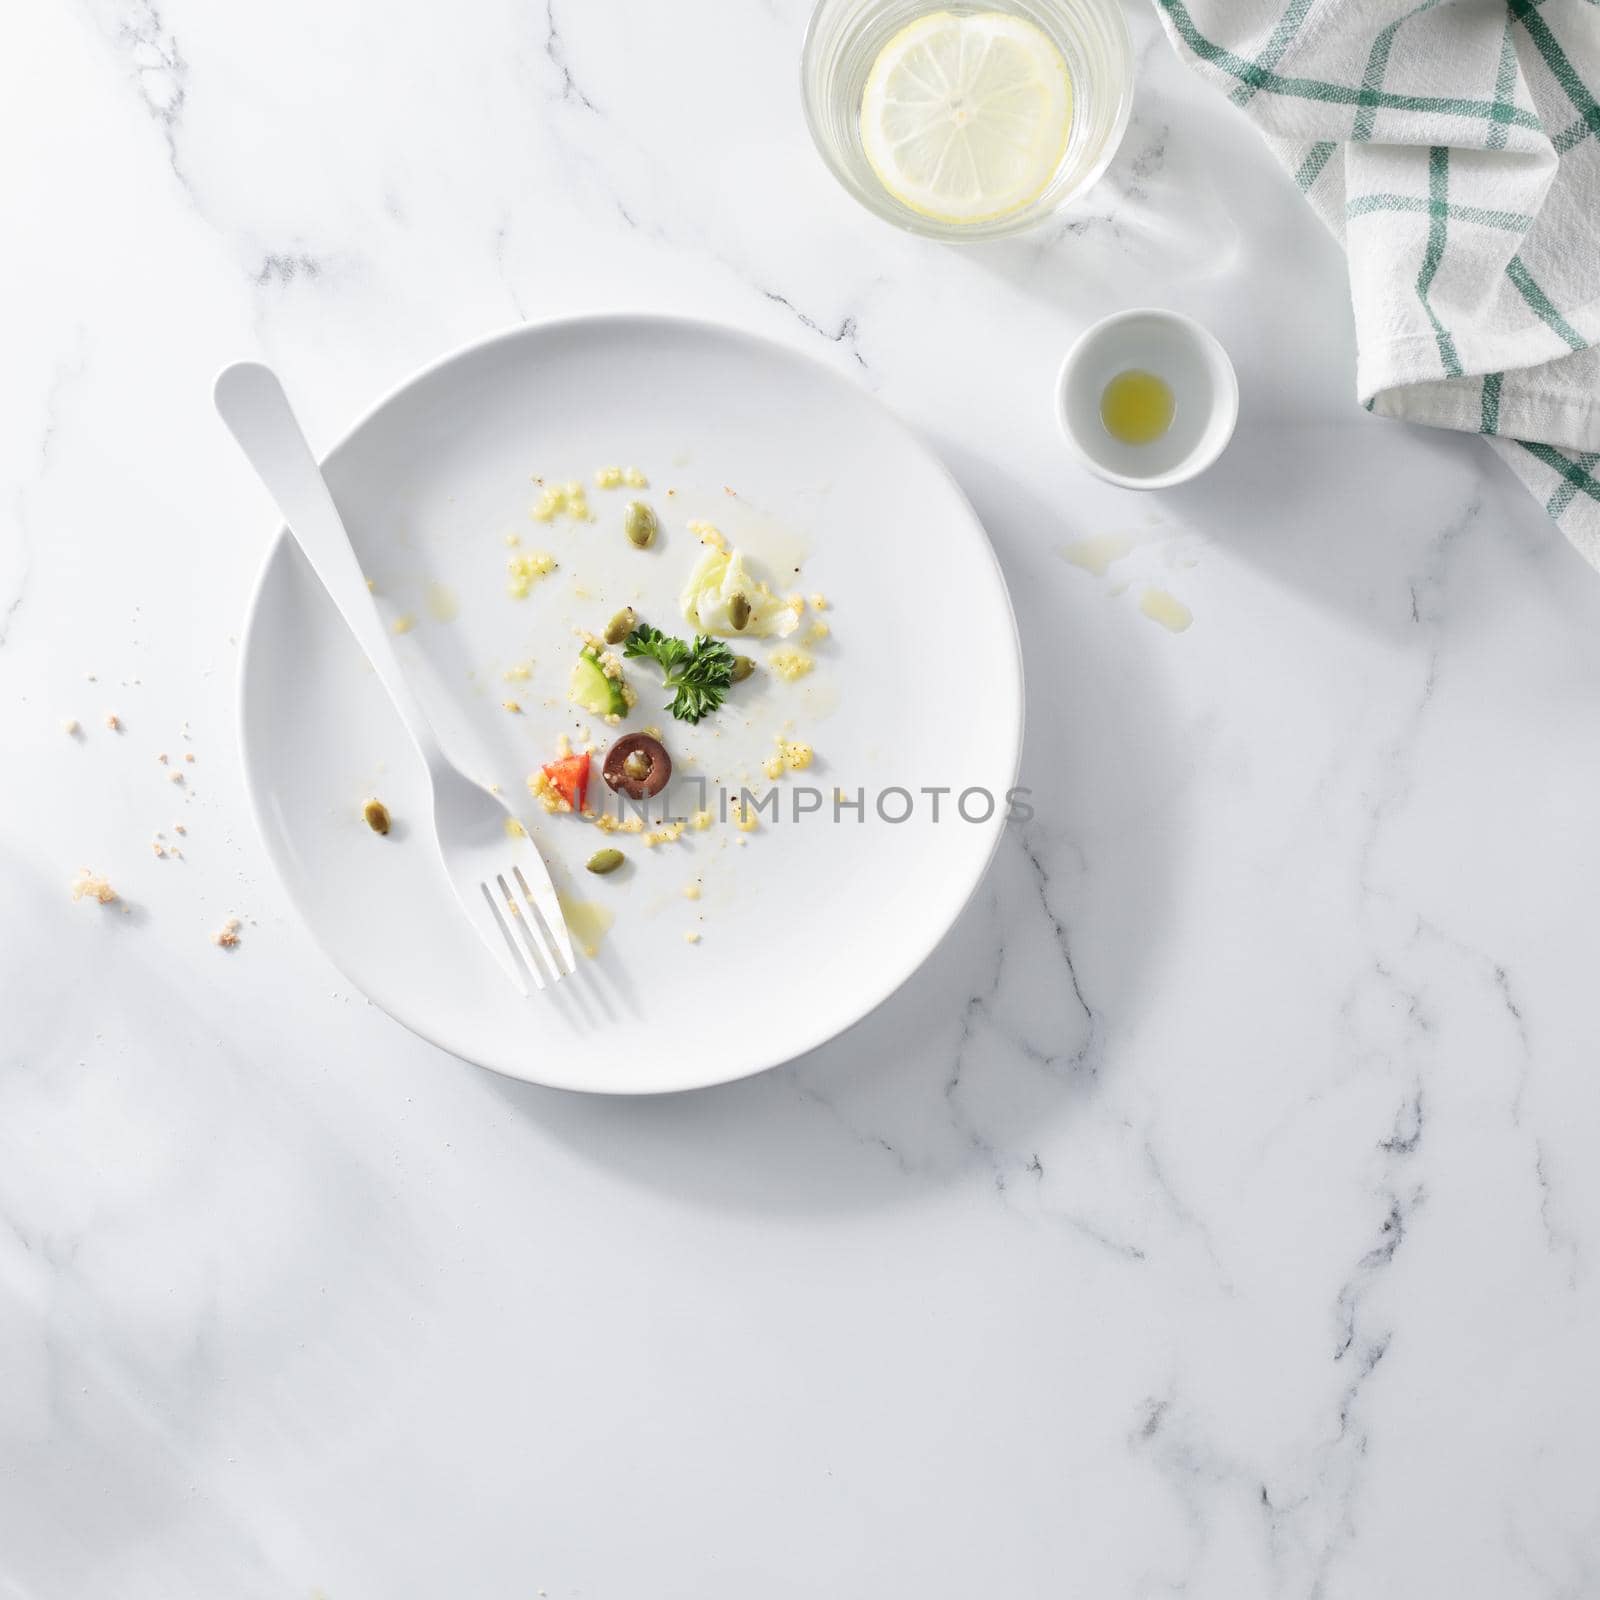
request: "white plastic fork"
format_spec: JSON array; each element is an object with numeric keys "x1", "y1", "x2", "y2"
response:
[{"x1": 215, "y1": 361, "x2": 575, "y2": 995}]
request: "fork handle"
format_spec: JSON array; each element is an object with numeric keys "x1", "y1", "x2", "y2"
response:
[{"x1": 215, "y1": 362, "x2": 448, "y2": 780}]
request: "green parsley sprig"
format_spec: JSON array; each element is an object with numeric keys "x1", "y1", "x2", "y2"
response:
[{"x1": 624, "y1": 624, "x2": 736, "y2": 725}]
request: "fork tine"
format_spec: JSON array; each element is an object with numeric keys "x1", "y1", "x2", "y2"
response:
[
  {"x1": 495, "y1": 873, "x2": 557, "y2": 989},
  {"x1": 512, "y1": 865, "x2": 573, "y2": 979},
  {"x1": 513, "y1": 860, "x2": 576, "y2": 972},
  {"x1": 477, "y1": 882, "x2": 534, "y2": 997},
  {"x1": 491, "y1": 875, "x2": 549, "y2": 992}
]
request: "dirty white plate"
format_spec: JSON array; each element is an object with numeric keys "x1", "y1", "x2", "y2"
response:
[{"x1": 239, "y1": 315, "x2": 1023, "y2": 1093}]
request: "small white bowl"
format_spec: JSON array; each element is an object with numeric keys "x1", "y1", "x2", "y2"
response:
[{"x1": 1055, "y1": 309, "x2": 1239, "y2": 490}]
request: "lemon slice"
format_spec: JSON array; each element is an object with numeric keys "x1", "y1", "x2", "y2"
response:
[{"x1": 859, "y1": 10, "x2": 1073, "y2": 226}]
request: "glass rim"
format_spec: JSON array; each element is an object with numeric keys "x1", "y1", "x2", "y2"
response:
[{"x1": 800, "y1": 0, "x2": 1136, "y2": 242}]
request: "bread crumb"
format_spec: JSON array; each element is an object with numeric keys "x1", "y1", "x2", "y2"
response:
[
  {"x1": 104, "y1": 713, "x2": 121, "y2": 732},
  {"x1": 157, "y1": 752, "x2": 168, "y2": 764},
  {"x1": 184, "y1": 752, "x2": 195, "y2": 764},
  {"x1": 174, "y1": 823, "x2": 187, "y2": 835},
  {"x1": 62, "y1": 718, "x2": 80, "y2": 736},
  {"x1": 212, "y1": 917, "x2": 242, "y2": 949},
  {"x1": 684, "y1": 930, "x2": 701, "y2": 944},
  {"x1": 71, "y1": 869, "x2": 118, "y2": 904},
  {"x1": 169, "y1": 770, "x2": 184, "y2": 784}
]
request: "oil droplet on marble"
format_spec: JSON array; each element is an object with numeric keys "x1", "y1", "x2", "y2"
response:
[
  {"x1": 1138, "y1": 587, "x2": 1193, "y2": 633},
  {"x1": 558, "y1": 895, "x2": 614, "y2": 958},
  {"x1": 1059, "y1": 533, "x2": 1136, "y2": 577},
  {"x1": 424, "y1": 580, "x2": 460, "y2": 622}
]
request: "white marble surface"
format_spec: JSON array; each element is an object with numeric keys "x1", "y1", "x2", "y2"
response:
[{"x1": 7, "y1": 1, "x2": 1600, "y2": 1594}]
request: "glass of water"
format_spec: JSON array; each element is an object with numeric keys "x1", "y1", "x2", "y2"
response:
[{"x1": 802, "y1": 0, "x2": 1133, "y2": 241}]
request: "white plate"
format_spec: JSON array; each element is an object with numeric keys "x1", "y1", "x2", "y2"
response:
[{"x1": 239, "y1": 315, "x2": 1023, "y2": 1093}]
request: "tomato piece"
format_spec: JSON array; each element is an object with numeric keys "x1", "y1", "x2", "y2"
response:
[{"x1": 541, "y1": 751, "x2": 590, "y2": 812}]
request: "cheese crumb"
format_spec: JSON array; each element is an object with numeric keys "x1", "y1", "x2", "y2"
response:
[
  {"x1": 212, "y1": 916, "x2": 242, "y2": 949},
  {"x1": 594, "y1": 465, "x2": 624, "y2": 489},
  {"x1": 392, "y1": 613, "x2": 417, "y2": 635},
  {"x1": 810, "y1": 594, "x2": 829, "y2": 610},
  {"x1": 683, "y1": 883, "x2": 701, "y2": 901},
  {"x1": 502, "y1": 700, "x2": 522, "y2": 713},
  {"x1": 503, "y1": 662, "x2": 533, "y2": 682},
  {"x1": 684, "y1": 930, "x2": 701, "y2": 944},
  {"x1": 71, "y1": 869, "x2": 118, "y2": 904},
  {"x1": 624, "y1": 466, "x2": 648, "y2": 488},
  {"x1": 689, "y1": 809, "x2": 714, "y2": 831},
  {"x1": 62, "y1": 719, "x2": 80, "y2": 736}
]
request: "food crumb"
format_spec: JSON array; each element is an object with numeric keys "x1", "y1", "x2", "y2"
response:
[
  {"x1": 363, "y1": 798, "x2": 392, "y2": 835},
  {"x1": 212, "y1": 917, "x2": 242, "y2": 949},
  {"x1": 157, "y1": 752, "x2": 168, "y2": 764},
  {"x1": 71, "y1": 869, "x2": 118, "y2": 904},
  {"x1": 507, "y1": 550, "x2": 557, "y2": 599},
  {"x1": 169, "y1": 770, "x2": 184, "y2": 785},
  {"x1": 684, "y1": 930, "x2": 701, "y2": 944},
  {"x1": 392, "y1": 613, "x2": 417, "y2": 635},
  {"x1": 623, "y1": 466, "x2": 648, "y2": 488},
  {"x1": 683, "y1": 882, "x2": 701, "y2": 901},
  {"x1": 505, "y1": 816, "x2": 526, "y2": 838},
  {"x1": 810, "y1": 593, "x2": 829, "y2": 610},
  {"x1": 174, "y1": 823, "x2": 187, "y2": 835},
  {"x1": 104, "y1": 713, "x2": 122, "y2": 732},
  {"x1": 768, "y1": 648, "x2": 814, "y2": 682},
  {"x1": 594, "y1": 465, "x2": 624, "y2": 489},
  {"x1": 502, "y1": 700, "x2": 522, "y2": 713},
  {"x1": 184, "y1": 752, "x2": 195, "y2": 764},
  {"x1": 62, "y1": 718, "x2": 80, "y2": 736},
  {"x1": 503, "y1": 661, "x2": 533, "y2": 682}
]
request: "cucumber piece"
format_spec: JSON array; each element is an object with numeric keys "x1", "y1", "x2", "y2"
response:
[{"x1": 570, "y1": 646, "x2": 627, "y2": 717}]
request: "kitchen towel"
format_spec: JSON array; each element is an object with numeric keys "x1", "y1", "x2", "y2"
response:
[{"x1": 1153, "y1": 0, "x2": 1600, "y2": 565}]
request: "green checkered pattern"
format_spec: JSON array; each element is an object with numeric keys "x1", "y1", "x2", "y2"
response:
[{"x1": 1155, "y1": 0, "x2": 1600, "y2": 566}]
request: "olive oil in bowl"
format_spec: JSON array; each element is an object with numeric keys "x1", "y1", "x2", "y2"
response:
[{"x1": 1100, "y1": 369, "x2": 1174, "y2": 446}]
